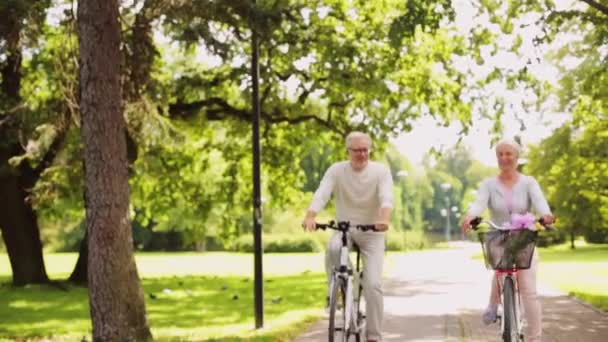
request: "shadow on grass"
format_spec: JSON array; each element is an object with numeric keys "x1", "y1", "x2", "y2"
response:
[{"x1": 0, "y1": 272, "x2": 326, "y2": 340}]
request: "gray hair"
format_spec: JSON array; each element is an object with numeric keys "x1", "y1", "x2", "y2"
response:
[
  {"x1": 345, "y1": 131, "x2": 373, "y2": 149},
  {"x1": 495, "y1": 139, "x2": 522, "y2": 156}
]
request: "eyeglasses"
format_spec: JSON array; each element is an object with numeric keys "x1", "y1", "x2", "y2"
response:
[{"x1": 348, "y1": 148, "x2": 371, "y2": 154}]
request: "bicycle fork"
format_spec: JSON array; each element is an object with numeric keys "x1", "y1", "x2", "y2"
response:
[{"x1": 499, "y1": 273, "x2": 524, "y2": 341}]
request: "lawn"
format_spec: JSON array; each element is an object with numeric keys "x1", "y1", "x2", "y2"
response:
[
  {"x1": 0, "y1": 252, "x2": 328, "y2": 341},
  {"x1": 1, "y1": 244, "x2": 606, "y2": 341},
  {"x1": 538, "y1": 241, "x2": 608, "y2": 311}
]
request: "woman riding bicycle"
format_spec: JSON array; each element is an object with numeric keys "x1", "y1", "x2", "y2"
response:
[{"x1": 461, "y1": 139, "x2": 555, "y2": 342}]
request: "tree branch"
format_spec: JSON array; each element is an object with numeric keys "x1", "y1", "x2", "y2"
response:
[
  {"x1": 168, "y1": 97, "x2": 346, "y2": 135},
  {"x1": 579, "y1": 0, "x2": 608, "y2": 16}
]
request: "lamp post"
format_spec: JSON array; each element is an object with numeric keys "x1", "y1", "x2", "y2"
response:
[
  {"x1": 440, "y1": 183, "x2": 452, "y2": 242},
  {"x1": 251, "y1": 0, "x2": 263, "y2": 328}
]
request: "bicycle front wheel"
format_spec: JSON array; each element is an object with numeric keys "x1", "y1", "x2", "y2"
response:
[
  {"x1": 329, "y1": 277, "x2": 348, "y2": 342},
  {"x1": 354, "y1": 271, "x2": 365, "y2": 342},
  {"x1": 502, "y1": 276, "x2": 520, "y2": 342}
]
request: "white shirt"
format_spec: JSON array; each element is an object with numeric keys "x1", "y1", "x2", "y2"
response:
[{"x1": 309, "y1": 161, "x2": 394, "y2": 225}]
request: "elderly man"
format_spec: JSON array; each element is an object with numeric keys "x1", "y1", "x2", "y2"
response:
[{"x1": 303, "y1": 131, "x2": 394, "y2": 342}]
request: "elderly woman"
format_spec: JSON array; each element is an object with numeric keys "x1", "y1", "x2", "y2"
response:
[{"x1": 461, "y1": 139, "x2": 555, "y2": 342}]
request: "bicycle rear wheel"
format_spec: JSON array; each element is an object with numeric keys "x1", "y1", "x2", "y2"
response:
[
  {"x1": 329, "y1": 277, "x2": 348, "y2": 342},
  {"x1": 354, "y1": 271, "x2": 365, "y2": 342},
  {"x1": 502, "y1": 276, "x2": 520, "y2": 342}
]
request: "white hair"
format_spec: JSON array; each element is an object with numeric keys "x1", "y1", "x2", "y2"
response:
[
  {"x1": 495, "y1": 139, "x2": 522, "y2": 155},
  {"x1": 345, "y1": 131, "x2": 373, "y2": 148}
]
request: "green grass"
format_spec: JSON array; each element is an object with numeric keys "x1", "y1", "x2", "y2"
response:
[
  {"x1": 0, "y1": 252, "x2": 328, "y2": 341},
  {"x1": 538, "y1": 241, "x2": 608, "y2": 311}
]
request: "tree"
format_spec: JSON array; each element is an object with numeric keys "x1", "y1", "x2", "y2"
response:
[
  {"x1": 78, "y1": 0, "x2": 152, "y2": 339},
  {"x1": 2, "y1": 0, "x2": 523, "y2": 282},
  {"x1": 382, "y1": 145, "x2": 432, "y2": 231},
  {"x1": 0, "y1": 0, "x2": 56, "y2": 285}
]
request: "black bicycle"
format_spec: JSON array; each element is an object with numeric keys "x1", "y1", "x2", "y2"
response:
[{"x1": 315, "y1": 220, "x2": 377, "y2": 342}]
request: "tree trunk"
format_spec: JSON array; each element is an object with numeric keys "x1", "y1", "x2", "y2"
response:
[
  {"x1": 0, "y1": 8, "x2": 49, "y2": 286},
  {"x1": 0, "y1": 149, "x2": 49, "y2": 285},
  {"x1": 68, "y1": 229, "x2": 88, "y2": 285},
  {"x1": 570, "y1": 230, "x2": 575, "y2": 250},
  {"x1": 78, "y1": 0, "x2": 152, "y2": 340}
]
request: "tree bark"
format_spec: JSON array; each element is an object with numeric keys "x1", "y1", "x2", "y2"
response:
[
  {"x1": 68, "y1": 229, "x2": 88, "y2": 285},
  {"x1": 0, "y1": 146, "x2": 49, "y2": 285},
  {"x1": 78, "y1": 0, "x2": 152, "y2": 340},
  {"x1": 0, "y1": 4, "x2": 49, "y2": 286}
]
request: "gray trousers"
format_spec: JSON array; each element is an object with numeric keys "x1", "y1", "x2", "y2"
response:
[{"x1": 325, "y1": 230, "x2": 386, "y2": 341}]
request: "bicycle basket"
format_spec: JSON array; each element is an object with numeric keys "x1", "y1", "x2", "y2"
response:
[{"x1": 478, "y1": 229, "x2": 538, "y2": 270}]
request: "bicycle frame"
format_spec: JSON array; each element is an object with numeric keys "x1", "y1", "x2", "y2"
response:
[{"x1": 316, "y1": 221, "x2": 374, "y2": 342}]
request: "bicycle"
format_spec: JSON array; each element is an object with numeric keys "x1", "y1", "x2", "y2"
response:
[
  {"x1": 470, "y1": 215, "x2": 554, "y2": 342},
  {"x1": 315, "y1": 220, "x2": 377, "y2": 342}
]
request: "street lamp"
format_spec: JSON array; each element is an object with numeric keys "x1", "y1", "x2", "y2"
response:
[{"x1": 440, "y1": 183, "x2": 452, "y2": 242}]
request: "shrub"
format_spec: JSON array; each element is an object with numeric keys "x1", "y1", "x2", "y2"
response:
[
  {"x1": 386, "y1": 230, "x2": 430, "y2": 251},
  {"x1": 583, "y1": 227, "x2": 608, "y2": 244},
  {"x1": 386, "y1": 232, "x2": 404, "y2": 251},
  {"x1": 536, "y1": 228, "x2": 567, "y2": 247},
  {"x1": 403, "y1": 230, "x2": 431, "y2": 250},
  {"x1": 231, "y1": 233, "x2": 324, "y2": 253}
]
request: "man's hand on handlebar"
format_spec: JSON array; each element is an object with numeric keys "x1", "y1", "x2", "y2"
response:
[
  {"x1": 302, "y1": 216, "x2": 317, "y2": 232},
  {"x1": 374, "y1": 221, "x2": 389, "y2": 232}
]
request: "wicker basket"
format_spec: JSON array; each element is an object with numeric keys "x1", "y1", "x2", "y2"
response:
[{"x1": 478, "y1": 229, "x2": 538, "y2": 270}]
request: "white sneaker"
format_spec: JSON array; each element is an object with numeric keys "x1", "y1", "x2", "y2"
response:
[{"x1": 482, "y1": 305, "x2": 498, "y2": 325}]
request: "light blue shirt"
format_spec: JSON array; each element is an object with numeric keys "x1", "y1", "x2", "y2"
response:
[{"x1": 467, "y1": 174, "x2": 552, "y2": 226}]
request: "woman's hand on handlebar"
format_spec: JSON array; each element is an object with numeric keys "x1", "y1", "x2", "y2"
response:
[
  {"x1": 540, "y1": 214, "x2": 556, "y2": 226},
  {"x1": 461, "y1": 214, "x2": 475, "y2": 233}
]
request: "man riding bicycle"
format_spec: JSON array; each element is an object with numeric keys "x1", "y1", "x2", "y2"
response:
[{"x1": 303, "y1": 131, "x2": 394, "y2": 342}]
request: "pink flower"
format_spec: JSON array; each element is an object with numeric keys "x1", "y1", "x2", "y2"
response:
[{"x1": 510, "y1": 212, "x2": 536, "y2": 230}]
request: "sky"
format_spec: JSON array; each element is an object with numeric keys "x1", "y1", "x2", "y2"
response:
[{"x1": 390, "y1": 112, "x2": 570, "y2": 167}]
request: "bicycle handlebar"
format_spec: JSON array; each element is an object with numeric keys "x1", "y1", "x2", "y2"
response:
[
  {"x1": 314, "y1": 220, "x2": 378, "y2": 232},
  {"x1": 470, "y1": 216, "x2": 555, "y2": 231}
]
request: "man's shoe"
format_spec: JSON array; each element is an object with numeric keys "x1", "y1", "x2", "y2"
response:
[{"x1": 482, "y1": 305, "x2": 498, "y2": 325}]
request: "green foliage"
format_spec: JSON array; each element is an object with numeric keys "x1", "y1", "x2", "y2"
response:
[
  {"x1": 527, "y1": 117, "x2": 608, "y2": 244},
  {"x1": 382, "y1": 145, "x2": 432, "y2": 232},
  {"x1": 386, "y1": 229, "x2": 431, "y2": 251},
  {"x1": 535, "y1": 228, "x2": 566, "y2": 247},
  {"x1": 231, "y1": 233, "x2": 324, "y2": 253},
  {"x1": 388, "y1": 0, "x2": 455, "y2": 47},
  {"x1": 3, "y1": 0, "x2": 559, "y2": 261}
]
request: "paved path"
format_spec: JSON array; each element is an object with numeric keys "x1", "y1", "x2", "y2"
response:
[{"x1": 293, "y1": 242, "x2": 608, "y2": 341}]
